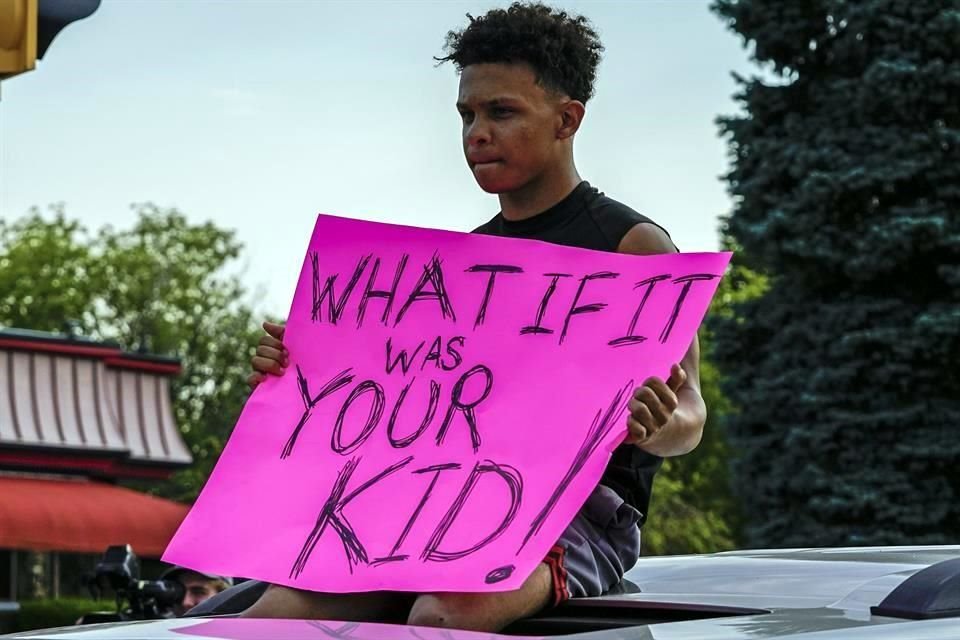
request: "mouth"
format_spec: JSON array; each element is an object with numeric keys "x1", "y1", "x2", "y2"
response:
[
  {"x1": 470, "y1": 158, "x2": 502, "y2": 169},
  {"x1": 468, "y1": 151, "x2": 502, "y2": 165}
]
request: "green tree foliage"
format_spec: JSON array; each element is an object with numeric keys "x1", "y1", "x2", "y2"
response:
[
  {"x1": 0, "y1": 205, "x2": 264, "y2": 502},
  {"x1": 0, "y1": 207, "x2": 95, "y2": 332},
  {"x1": 711, "y1": 0, "x2": 960, "y2": 547}
]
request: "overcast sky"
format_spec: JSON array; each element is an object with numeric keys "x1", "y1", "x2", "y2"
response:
[{"x1": 0, "y1": 0, "x2": 753, "y2": 316}]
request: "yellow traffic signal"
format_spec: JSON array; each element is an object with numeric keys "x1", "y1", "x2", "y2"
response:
[
  {"x1": 0, "y1": 0, "x2": 37, "y2": 80},
  {"x1": 0, "y1": 0, "x2": 99, "y2": 83}
]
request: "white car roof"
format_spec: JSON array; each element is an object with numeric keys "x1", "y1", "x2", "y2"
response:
[{"x1": 6, "y1": 546, "x2": 960, "y2": 640}]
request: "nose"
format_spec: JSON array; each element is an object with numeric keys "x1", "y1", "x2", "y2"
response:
[{"x1": 464, "y1": 116, "x2": 491, "y2": 148}]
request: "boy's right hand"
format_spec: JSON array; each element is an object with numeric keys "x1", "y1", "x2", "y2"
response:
[{"x1": 248, "y1": 321, "x2": 289, "y2": 390}]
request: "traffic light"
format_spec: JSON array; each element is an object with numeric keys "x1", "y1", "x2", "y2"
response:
[
  {"x1": 0, "y1": 0, "x2": 99, "y2": 80},
  {"x1": 0, "y1": 0, "x2": 36, "y2": 79}
]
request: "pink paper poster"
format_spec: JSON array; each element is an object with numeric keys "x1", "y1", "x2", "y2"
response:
[{"x1": 164, "y1": 214, "x2": 730, "y2": 593}]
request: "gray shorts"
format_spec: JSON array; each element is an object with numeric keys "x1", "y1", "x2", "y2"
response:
[{"x1": 544, "y1": 484, "x2": 642, "y2": 605}]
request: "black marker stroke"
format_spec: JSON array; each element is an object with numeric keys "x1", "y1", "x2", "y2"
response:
[
  {"x1": 485, "y1": 565, "x2": 516, "y2": 584},
  {"x1": 385, "y1": 338, "x2": 425, "y2": 376},
  {"x1": 368, "y1": 555, "x2": 408, "y2": 567},
  {"x1": 387, "y1": 378, "x2": 441, "y2": 448},
  {"x1": 520, "y1": 273, "x2": 571, "y2": 336},
  {"x1": 422, "y1": 460, "x2": 523, "y2": 562},
  {"x1": 659, "y1": 273, "x2": 720, "y2": 344},
  {"x1": 559, "y1": 271, "x2": 620, "y2": 344},
  {"x1": 370, "y1": 462, "x2": 462, "y2": 568},
  {"x1": 608, "y1": 274, "x2": 671, "y2": 348},
  {"x1": 282, "y1": 366, "x2": 355, "y2": 458},
  {"x1": 331, "y1": 380, "x2": 386, "y2": 455},
  {"x1": 435, "y1": 364, "x2": 493, "y2": 453},
  {"x1": 394, "y1": 253, "x2": 456, "y2": 326},
  {"x1": 306, "y1": 621, "x2": 363, "y2": 640},
  {"x1": 519, "y1": 379, "x2": 634, "y2": 552},
  {"x1": 290, "y1": 455, "x2": 414, "y2": 578},
  {"x1": 357, "y1": 254, "x2": 410, "y2": 329},
  {"x1": 312, "y1": 253, "x2": 371, "y2": 325},
  {"x1": 466, "y1": 264, "x2": 523, "y2": 329}
]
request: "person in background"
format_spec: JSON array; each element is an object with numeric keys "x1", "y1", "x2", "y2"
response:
[{"x1": 161, "y1": 567, "x2": 233, "y2": 617}]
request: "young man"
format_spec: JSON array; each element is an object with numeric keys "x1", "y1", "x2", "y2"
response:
[
  {"x1": 161, "y1": 567, "x2": 232, "y2": 617},
  {"x1": 243, "y1": 2, "x2": 706, "y2": 631}
]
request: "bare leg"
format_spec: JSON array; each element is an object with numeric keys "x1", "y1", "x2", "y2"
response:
[
  {"x1": 407, "y1": 562, "x2": 553, "y2": 632},
  {"x1": 241, "y1": 585, "x2": 413, "y2": 621}
]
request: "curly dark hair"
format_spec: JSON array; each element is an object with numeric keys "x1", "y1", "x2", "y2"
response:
[{"x1": 436, "y1": 2, "x2": 604, "y2": 104}]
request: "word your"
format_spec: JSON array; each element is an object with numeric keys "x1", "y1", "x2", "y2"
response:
[{"x1": 281, "y1": 356, "x2": 492, "y2": 460}]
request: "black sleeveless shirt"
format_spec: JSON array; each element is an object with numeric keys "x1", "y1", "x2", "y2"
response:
[{"x1": 472, "y1": 180, "x2": 669, "y2": 526}]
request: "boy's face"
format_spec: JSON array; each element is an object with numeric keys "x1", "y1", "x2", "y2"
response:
[{"x1": 457, "y1": 62, "x2": 566, "y2": 194}]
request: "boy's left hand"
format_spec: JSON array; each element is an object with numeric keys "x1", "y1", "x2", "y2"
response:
[{"x1": 626, "y1": 363, "x2": 687, "y2": 447}]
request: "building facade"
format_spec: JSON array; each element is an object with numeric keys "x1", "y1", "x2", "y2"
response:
[{"x1": 0, "y1": 328, "x2": 194, "y2": 601}]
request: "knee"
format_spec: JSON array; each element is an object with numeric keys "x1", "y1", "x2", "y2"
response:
[
  {"x1": 407, "y1": 595, "x2": 475, "y2": 630},
  {"x1": 241, "y1": 584, "x2": 306, "y2": 618}
]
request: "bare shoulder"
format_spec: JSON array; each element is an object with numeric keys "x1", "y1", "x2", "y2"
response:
[{"x1": 616, "y1": 222, "x2": 677, "y2": 257}]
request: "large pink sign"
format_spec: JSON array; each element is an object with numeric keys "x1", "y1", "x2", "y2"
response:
[{"x1": 164, "y1": 215, "x2": 730, "y2": 593}]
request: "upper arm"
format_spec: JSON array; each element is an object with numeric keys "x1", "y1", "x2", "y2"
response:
[
  {"x1": 616, "y1": 222, "x2": 701, "y2": 391},
  {"x1": 616, "y1": 221, "x2": 677, "y2": 257}
]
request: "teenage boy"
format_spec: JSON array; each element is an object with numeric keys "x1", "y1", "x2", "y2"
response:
[{"x1": 243, "y1": 2, "x2": 706, "y2": 631}]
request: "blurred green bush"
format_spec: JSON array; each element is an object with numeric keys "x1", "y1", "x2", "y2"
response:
[{"x1": 15, "y1": 598, "x2": 111, "y2": 632}]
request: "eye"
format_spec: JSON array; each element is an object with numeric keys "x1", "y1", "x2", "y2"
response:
[
  {"x1": 458, "y1": 110, "x2": 474, "y2": 124},
  {"x1": 491, "y1": 106, "x2": 513, "y2": 118}
]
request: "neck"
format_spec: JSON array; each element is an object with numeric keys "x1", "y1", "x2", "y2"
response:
[{"x1": 498, "y1": 163, "x2": 582, "y2": 221}]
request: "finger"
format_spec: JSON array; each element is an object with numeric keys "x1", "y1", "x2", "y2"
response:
[
  {"x1": 258, "y1": 335, "x2": 286, "y2": 352},
  {"x1": 629, "y1": 400, "x2": 656, "y2": 431},
  {"x1": 263, "y1": 321, "x2": 286, "y2": 340},
  {"x1": 643, "y1": 377, "x2": 679, "y2": 415},
  {"x1": 247, "y1": 372, "x2": 265, "y2": 389},
  {"x1": 635, "y1": 378, "x2": 665, "y2": 400},
  {"x1": 645, "y1": 397, "x2": 671, "y2": 428},
  {"x1": 255, "y1": 345, "x2": 287, "y2": 365},
  {"x1": 631, "y1": 386, "x2": 669, "y2": 424},
  {"x1": 251, "y1": 355, "x2": 285, "y2": 376},
  {"x1": 667, "y1": 364, "x2": 687, "y2": 393},
  {"x1": 626, "y1": 416, "x2": 648, "y2": 443},
  {"x1": 628, "y1": 392, "x2": 660, "y2": 423}
]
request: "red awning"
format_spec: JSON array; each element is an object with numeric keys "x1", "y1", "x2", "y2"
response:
[{"x1": 0, "y1": 475, "x2": 189, "y2": 556}]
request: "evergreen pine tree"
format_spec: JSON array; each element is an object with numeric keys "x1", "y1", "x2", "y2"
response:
[{"x1": 710, "y1": 0, "x2": 960, "y2": 546}]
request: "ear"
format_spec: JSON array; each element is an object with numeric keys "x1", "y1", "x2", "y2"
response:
[{"x1": 556, "y1": 100, "x2": 586, "y2": 140}]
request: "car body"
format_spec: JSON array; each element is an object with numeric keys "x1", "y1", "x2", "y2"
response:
[{"x1": 5, "y1": 545, "x2": 960, "y2": 639}]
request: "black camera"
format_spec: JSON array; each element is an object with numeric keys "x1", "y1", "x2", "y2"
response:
[{"x1": 79, "y1": 545, "x2": 185, "y2": 624}]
